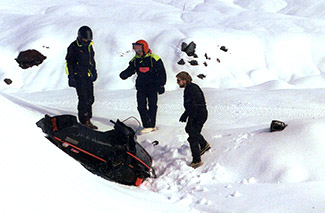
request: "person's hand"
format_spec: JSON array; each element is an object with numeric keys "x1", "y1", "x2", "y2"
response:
[
  {"x1": 68, "y1": 75, "x2": 76, "y2": 87},
  {"x1": 158, "y1": 86, "x2": 165, "y2": 95},
  {"x1": 179, "y1": 112, "x2": 188, "y2": 122}
]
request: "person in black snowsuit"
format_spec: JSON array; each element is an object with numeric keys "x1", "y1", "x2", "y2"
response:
[
  {"x1": 120, "y1": 40, "x2": 166, "y2": 134},
  {"x1": 65, "y1": 26, "x2": 98, "y2": 129},
  {"x1": 176, "y1": 71, "x2": 210, "y2": 168}
]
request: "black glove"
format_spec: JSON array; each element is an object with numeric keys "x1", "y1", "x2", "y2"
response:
[
  {"x1": 120, "y1": 72, "x2": 128, "y2": 80},
  {"x1": 158, "y1": 86, "x2": 165, "y2": 95},
  {"x1": 68, "y1": 75, "x2": 76, "y2": 88},
  {"x1": 179, "y1": 112, "x2": 188, "y2": 122}
]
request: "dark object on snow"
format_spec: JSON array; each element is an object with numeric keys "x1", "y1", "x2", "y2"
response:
[
  {"x1": 181, "y1": 41, "x2": 196, "y2": 57},
  {"x1": 220, "y1": 46, "x2": 228, "y2": 52},
  {"x1": 204, "y1": 53, "x2": 211, "y2": 60},
  {"x1": 4, "y1": 78, "x2": 12, "y2": 85},
  {"x1": 15, "y1": 49, "x2": 46, "y2": 69},
  {"x1": 203, "y1": 62, "x2": 208, "y2": 67},
  {"x1": 177, "y1": 59, "x2": 185, "y2": 65},
  {"x1": 270, "y1": 120, "x2": 287, "y2": 132},
  {"x1": 181, "y1": 42, "x2": 188, "y2": 51},
  {"x1": 217, "y1": 58, "x2": 221, "y2": 63},
  {"x1": 152, "y1": 140, "x2": 159, "y2": 146},
  {"x1": 36, "y1": 114, "x2": 156, "y2": 186},
  {"x1": 189, "y1": 60, "x2": 198, "y2": 66},
  {"x1": 193, "y1": 53, "x2": 198, "y2": 58},
  {"x1": 197, "y1": 74, "x2": 206, "y2": 79}
]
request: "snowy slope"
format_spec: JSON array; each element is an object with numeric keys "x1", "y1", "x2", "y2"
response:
[{"x1": 1, "y1": 0, "x2": 325, "y2": 212}]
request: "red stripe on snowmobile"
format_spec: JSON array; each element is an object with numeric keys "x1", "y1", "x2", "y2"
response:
[
  {"x1": 51, "y1": 118, "x2": 58, "y2": 132},
  {"x1": 126, "y1": 151, "x2": 151, "y2": 170},
  {"x1": 53, "y1": 136, "x2": 107, "y2": 163}
]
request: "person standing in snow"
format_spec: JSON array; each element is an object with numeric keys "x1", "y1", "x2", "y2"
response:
[
  {"x1": 120, "y1": 40, "x2": 167, "y2": 134},
  {"x1": 176, "y1": 71, "x2": 210, "y2": 168},
  {"x1": 65, "y1": 26, "x2": 98, "y2": 129}
]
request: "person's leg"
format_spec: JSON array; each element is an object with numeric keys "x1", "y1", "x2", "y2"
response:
[
  {"x1": 147, "y1": 90, "x2": 158, "y2": 128},
  {"x1": 194, "y1": 111, "x2": 209, "y2": 150},
  {"x1": 76, "y1": 79, "x2": 89, "y2": 124},
  {"x1": 86, "y1": 81, "x2": 94, "y2": 119},
  {"x1": 137, "y1": 90, "x2": 149, "y2": 128},
  {"x1": 186, "y1": 119, "x2": 201, "y2": 163}
]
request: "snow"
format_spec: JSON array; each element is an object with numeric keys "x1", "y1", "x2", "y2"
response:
[{"x1": 1, "y1": 0, "x2": 325, "y2": 212}]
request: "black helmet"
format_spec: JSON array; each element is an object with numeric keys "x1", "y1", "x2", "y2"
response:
[{"x1": 78, "y1": 26, "x2": 93, "y2": 41}]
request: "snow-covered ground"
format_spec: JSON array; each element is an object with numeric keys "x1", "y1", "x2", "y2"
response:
[{"x1": 1, "y1": 0, "x2": 325, "y2": 212}]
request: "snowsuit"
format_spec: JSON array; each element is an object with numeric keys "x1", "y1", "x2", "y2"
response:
[
  {"x1": 120, "y1": 53, "x2": 166, "y2": 128},
  {"x1": 65, "y1": 38, "x2": 97, "y2": 124},
  {"x1": 182, "y1": 82, "x2": 208, "y2": 162}
]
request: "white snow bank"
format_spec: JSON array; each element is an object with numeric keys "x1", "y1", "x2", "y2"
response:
[
  {"x1": 2, "y1": 0, "x2": 325, "y2": 92},
  {"x1": 217, "y1": 118, "x2": 325, "y2": 183}
]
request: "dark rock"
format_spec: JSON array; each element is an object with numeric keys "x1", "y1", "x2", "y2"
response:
[
  {"x1": 203, "y1": 62, "x2": 208, "y2": 67},
  {"x1": 217, "y1": 58, "x2": 221, "y2": 63},
  {"x1": 182, "y1": 41, "x2": 196, "y2": 57},
  {"x1": 4, "y1": 78, "x2": 12, "y2": 85},
  {"x1": 197, "y1": 74, "x2": 206, "y2": 79},
  {"x1": 204, "y1": 53, "x2": 211, "y2": 60},
  {"x1": 188, "y1": 60, "x2": 198, "y2": 66},
  {"x1": 193, "y1": 53, "x2": 198, "y2": 58},
  {"x1": 177, "y1": 59, "x2": 186, "y2": 65},
  {"x1": 15, "y1": 49, "x2": 47, "y2": 69},
  {"x1": 181, "y1": 42, "x2": 187, "y2": 51},
  {"x1": 220, "y1": 46, "x2": 228, "y2": 52}
]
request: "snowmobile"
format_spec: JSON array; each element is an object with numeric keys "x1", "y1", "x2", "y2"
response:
[{"x1": 36, "y1": 114, "x2": 156, "y2": 186}]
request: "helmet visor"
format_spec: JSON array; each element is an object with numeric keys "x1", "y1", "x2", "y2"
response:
[{"x1": 132, "y1": 43, "x2": 144, "y2": 53}]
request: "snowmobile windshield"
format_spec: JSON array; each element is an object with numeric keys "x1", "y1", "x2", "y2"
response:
[{"x1": 122, "y1": 116, "x2": 141, "y2": 134}]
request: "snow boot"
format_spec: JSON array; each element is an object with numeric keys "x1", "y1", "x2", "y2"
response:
[
  {"x1": 200, "y1": 143, "x2": 211, "y2": 156},
  {"x1": 83, "y1": 119, "x2": 98, "y2": 130},
  {"x1": 140, "y1": 127, "x2": 157, "y2": 134},
  {"x1": 190, "y1": 160, "x2": 203, "y2": 169}
]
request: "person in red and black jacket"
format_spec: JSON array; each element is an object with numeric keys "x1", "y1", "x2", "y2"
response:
[
  {"x1": 176, "y1": 71, "x2": 210, "y2": 169},
  {"x1": 120, "y1": 40, "x2": 167, "y2": 134},
  {"x1": 65, "y1": 26, "x2": 98, "y2": 129}
]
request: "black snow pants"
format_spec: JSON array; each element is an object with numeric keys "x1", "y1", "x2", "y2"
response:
[
  {"x1": 185, "y1": 109, "x2": 208, "y2": 162},
  {"x1": 137, "y1": 89, "x2": 158, "y2": 128},
  {"x1": 75, "y1": 77, "x2": 94, "y2": 124}
]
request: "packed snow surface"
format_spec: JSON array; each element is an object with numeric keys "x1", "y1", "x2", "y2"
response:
[{"x1": 1, "y1": 0, "x2": 325, "y2": 212}]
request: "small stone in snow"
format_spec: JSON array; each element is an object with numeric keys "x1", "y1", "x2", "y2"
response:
[
  {"x1": 4, "y1": 78, "x2": 12, "y2": 85},
  {"x1": 177, "y1": 59, "x2": 186, "y2": 65},
  {"x1": 188, "y1": 60, "x2": 198, "y2": 66}
]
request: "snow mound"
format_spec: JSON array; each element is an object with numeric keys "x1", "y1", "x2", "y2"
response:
[{"x1": 217, "y1": 118, "x2": 325, "y2": 183}]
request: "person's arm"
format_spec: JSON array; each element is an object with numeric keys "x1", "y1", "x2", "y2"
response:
[
  {"x1": 65, "y1": 44, "x2": 76, "y2": 75},
  {"x1": 89, "y1": 45, "x2": 97, "y2": 81},
  {"x1": 156, "y1": 59, "x2": 166, "y2": 86},
  {"x1": 120, "y1": 60, "x2": 136, "y2": 80}
]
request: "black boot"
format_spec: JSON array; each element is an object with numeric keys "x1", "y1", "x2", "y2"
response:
[
  {"x1": 83, "y1": 119, "x2": 98, "y2": 130},
  {"x1": 200, "y1": 143, "x2": 211, "y2": 156},
  {"x1": 190, "y1": 159, "x2": 203, "y2": 169}
]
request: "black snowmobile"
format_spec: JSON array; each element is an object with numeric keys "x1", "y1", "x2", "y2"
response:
[{"x1": 36, "y1": 114, "x2": 156, "y2": 186}]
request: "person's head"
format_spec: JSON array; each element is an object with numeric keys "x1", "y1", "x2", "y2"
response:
[
  {"x1": 176, "y1": 71, "x2": 192, "y2": 88},
  {"x1": 132, "y1": 40, "x2": 149, "y2": 57},
  {"x1": 78, "y1": 26, "x2": 93, "y2": 44}
]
